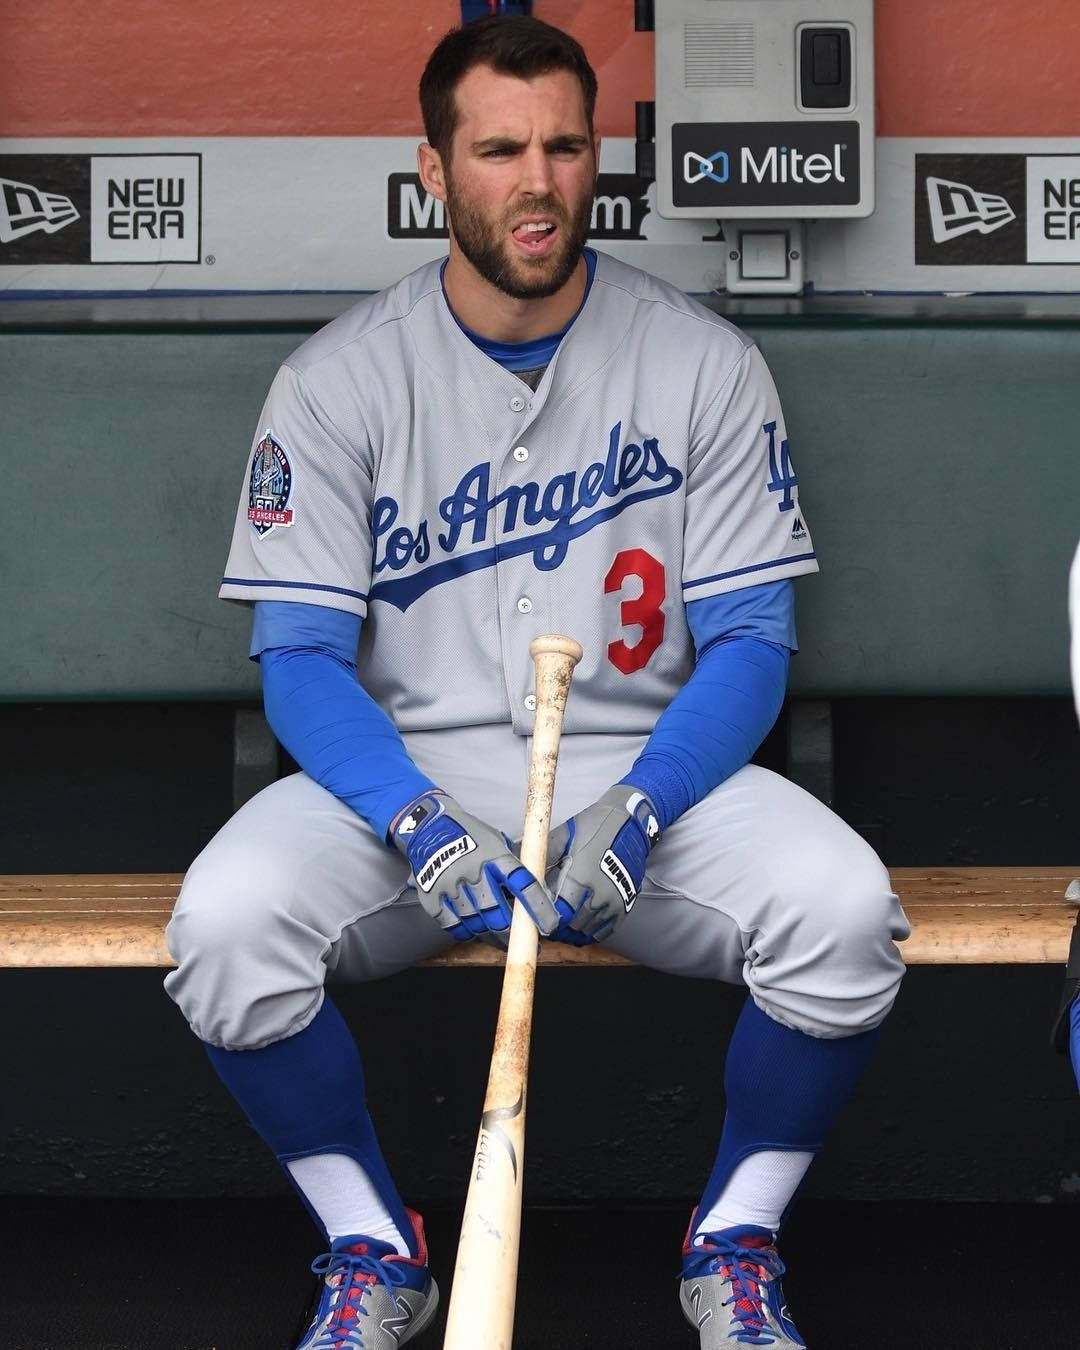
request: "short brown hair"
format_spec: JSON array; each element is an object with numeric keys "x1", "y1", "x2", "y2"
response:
[{"x1": 419, "y1": 15, "x2": 598, "y2": 161}]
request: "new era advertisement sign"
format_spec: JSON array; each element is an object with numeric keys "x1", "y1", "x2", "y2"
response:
[
  {"x1": 0, "y1": 153, "x2": 201, "y2": 264},
  {"x1": 672, "y1": 122, "x2": 860, "y2": 209},
  {"x1": 916, "y1": 153, "x2": 1080, "y2": 265}
]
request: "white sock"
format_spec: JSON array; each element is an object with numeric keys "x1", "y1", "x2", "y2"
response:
[
  {"x1": 286, "y1": 1152, "x2": 410, "y2": 1254},
  {"x1": 694, "y1": 1149, "x2": 814, "y2": 1241}
]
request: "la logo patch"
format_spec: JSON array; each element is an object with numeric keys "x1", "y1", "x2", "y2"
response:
[{"x1": 247, "y1": 430, "x2": 295, "y2": 536}]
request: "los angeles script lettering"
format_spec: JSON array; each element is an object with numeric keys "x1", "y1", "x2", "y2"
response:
[{"x1": 372, "y1": 422, "x2": 679, "y2": 575}]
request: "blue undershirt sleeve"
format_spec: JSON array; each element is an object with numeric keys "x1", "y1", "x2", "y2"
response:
[
  {"x1": 619, "y1": 580, "x2": 794, "y2": 831},
  {"x1": 252, "y1": 601, "x2": 434, "y2": 841}
]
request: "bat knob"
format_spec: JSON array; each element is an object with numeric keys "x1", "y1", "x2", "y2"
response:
[{"x1": 529, "y1": 634, "x2": 583, "y2": 665}]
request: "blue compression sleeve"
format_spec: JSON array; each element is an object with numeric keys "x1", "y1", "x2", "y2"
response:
[
  {"x1": 620, "y1": 581, "x2": 794, "y2": 830},
  {"x1": 253, "y1": 601, "x2": 434, "y2": 840}
]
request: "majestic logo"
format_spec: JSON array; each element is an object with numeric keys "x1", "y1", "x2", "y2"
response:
[
  {"x1": 247, "y1": 431, "x2": 295, "y2": 536},
  {"x1": 0, "y1": 176, "x2": 79, "y2": 243},
  {"x1": 790, "y1": 514, "x2": 807, "y2": 541},
  {"x1": 370, "y1": 422, "x2": 683, "y2": 612},
  {"x1": 926, "y1": 175, "x2": 1015, "y2": 243},
  {"x1": 683, "y1": 150, "x2": 730, "y2": 186}
]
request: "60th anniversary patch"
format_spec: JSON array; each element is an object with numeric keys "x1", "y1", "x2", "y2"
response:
[{"x1": 248, "y1": 431, "x2": 295, "y2": 535}]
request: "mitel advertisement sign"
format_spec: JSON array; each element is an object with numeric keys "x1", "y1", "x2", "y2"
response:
[{"x1": 671, "y1": 121, "x2": 861, "y2": 210}]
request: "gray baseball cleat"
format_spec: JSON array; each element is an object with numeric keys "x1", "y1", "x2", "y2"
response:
[
  {"x1": 294, "y1": 1208, "x2": 439, "y2": 1349},
  {"x1": 679, "y1": 1215, "x2": 807, "y2": 1347}
]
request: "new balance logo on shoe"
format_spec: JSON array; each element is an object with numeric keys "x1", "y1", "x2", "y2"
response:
[
  {"x1": 380, "y1": 1294, "x2": 415, "y2": 1344},
  {"x1": 926, "y1": 175, "x2": 1015, "y2": 243},
  {"x1": 0, "y1": 176, "x2": 79, "y2": 243},
  {"x1": 688, "y1": 1283, "x2": 713, "y2": 1328}
]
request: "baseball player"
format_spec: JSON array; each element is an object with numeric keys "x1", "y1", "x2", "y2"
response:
[{"x1": 164, "y1": 16, "x2": 909, "y2": 1348}]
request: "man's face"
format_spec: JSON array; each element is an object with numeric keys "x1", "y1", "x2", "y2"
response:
[{"x1": 438, "y1": 64, "x2": 598, "y2": 300}]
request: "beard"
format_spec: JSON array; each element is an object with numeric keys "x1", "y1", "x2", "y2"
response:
[{"x1": 444, "y1": 176, "x2": 594, "y2": 301}]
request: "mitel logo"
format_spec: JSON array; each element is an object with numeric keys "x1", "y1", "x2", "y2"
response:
[
  {"x1": 0, "y1": 176, "x2": 79, "y2": 242},
  {"x1": 673, "y1": 122, "x2": 860, "y2": 208},
  {"x1": 926, "y1": 176, "x2": 1015, "y2": 243},
  {"x1": 684, "y1": 145, "x2": 844, "y2": 188},
  {"x1": 683, "y1": 151, "x2": 729, "y2": 186}
]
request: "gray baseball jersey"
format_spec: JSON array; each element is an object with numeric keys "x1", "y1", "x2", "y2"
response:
[{"x1": 220, "y1": 250, "x2": 817, "y2": 735}]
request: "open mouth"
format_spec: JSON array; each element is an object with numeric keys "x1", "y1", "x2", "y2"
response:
[{"x1": 510, "y1": 218, "x2": 559, "y2": 255}]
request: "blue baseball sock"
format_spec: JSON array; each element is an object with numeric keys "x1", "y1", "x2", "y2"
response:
[
  {"x1": 1070, "y1": 995, "x2": 1080, "y2": 1091},
  {"x1": 696, "y1": 998, "x2": 881, "y2": 1236},
  {"x1": 203, "y1": 997, "x2": 418, "y2": 1256}
]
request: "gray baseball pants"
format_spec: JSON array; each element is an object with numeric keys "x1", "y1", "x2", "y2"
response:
[{"x1": 164, "y1": 724, "x2": 908, "y2": 1049}]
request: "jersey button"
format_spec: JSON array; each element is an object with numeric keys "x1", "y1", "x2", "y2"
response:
[
  {"x1": 509, "y1": 394, "x2": 527, "y2": 412},
  {"x1": 524, "y1": 694, "x2": 537, "y2": 711},
  {"x1": 513, "y1": 445, "x2": 529, "y2": 462},
  {"x1": 516, "y1": 597, "x2": 533, "y2": 614}
]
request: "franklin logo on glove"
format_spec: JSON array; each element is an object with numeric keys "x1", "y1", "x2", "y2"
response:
[
  {"x1": 541, "y1": 785, "x2": 662, "y2": 944},
  {"x1": 390, "y1": 789, "x2": 559, "y2": 942},
  {"x1": 417, "y1": 835, "x2": 477, "y2": 892}
]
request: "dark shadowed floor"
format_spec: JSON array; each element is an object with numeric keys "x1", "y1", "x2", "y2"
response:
[{"x1": 0, "y1": 1197, "x2": 1077, "y2": 1349}]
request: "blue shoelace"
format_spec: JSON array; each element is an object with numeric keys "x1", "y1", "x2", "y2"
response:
[
  {"x1": 683, "y1": 1233, "x2": 787, "y2": 1345},
  {"x1": 306, "y1": 1248, "x2": 410, "y2": 1350}
]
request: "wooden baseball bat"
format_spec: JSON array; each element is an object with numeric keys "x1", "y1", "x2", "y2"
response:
[{"x1": 441, "y1": 633, "x2": 584, "y2": 1350}]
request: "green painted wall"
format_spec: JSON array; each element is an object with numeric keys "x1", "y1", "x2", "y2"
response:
[{"x1": 4, "y1": 315, "x2": 1078, "y2": 699}]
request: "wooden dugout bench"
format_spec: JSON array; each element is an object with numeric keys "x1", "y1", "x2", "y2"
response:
[
  {"x1": 1, "y1": 871, "x2": 1078, "y2": 969},
  {"x1": 2, "y1": 295, "x2": 1079, "y2": 974}
]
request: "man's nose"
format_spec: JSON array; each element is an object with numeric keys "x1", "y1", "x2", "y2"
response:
[{"x1": 518, "y1": 146, "x2": 557, "y2": 198}]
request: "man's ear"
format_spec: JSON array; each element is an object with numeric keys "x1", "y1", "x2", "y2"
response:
[{"x1": 417, "y1": 142, "x2": 448, "y2": 202}]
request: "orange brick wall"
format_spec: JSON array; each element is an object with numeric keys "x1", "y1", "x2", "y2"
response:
[{"x1": 2, "y1": 0, "x2": 1079, "y2": 139}]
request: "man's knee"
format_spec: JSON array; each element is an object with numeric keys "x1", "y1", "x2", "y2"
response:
[
  {"x1": 751, "y1": 833, "x2": 909, "y2": 1038},
  {"x1": 164, "y1": 839, "x2": 326, "y2": 1050}
]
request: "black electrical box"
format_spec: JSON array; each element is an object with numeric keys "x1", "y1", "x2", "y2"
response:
[{"x1": 799, "y1": 26, "x2": 852, "y2": 108}]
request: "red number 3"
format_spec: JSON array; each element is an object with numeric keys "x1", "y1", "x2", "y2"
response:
[{"x1": 605, "y1": 548, "x2": 666, "y2": 674}]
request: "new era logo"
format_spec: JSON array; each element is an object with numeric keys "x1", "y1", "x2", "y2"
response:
[
  {"x1": 0, "y1": 176, "x2": 79, "y2": 243},
  {"x1": 926, "y1": 175, "x2": 1015, "y2": 244}
]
